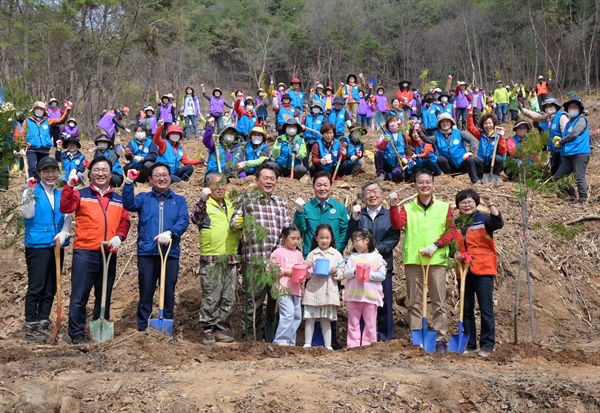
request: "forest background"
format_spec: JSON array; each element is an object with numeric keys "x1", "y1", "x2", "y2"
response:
[{"x1": 0, "y1": 0, "x2": 599, "y2": 134}]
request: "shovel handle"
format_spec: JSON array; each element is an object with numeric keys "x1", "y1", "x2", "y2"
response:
[
  {"x1": 50, "y1": 240, "x2": 62, "y2": 344},
  {"x1": 99, "y1": 242, "x2": 113, "y2": 318},
  {"x1": 457, "y1": 262, "x2": 469, "y2": 323},
  {"x1": 157, "y1": 240, "x2": 173, "y2": 311},
  {"x1": 418, "y1": 253, "x2": 432, "y2": 318}
]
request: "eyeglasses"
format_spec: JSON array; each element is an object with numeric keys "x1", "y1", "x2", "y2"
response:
[
  {"x1": 459, "y1": 199, "x2": 476, "y2": 206},
  {"x1": 152, "y1": 174, "x2": 170, "y2": 179},
  {"x1": 363, "y1": 189, "x2": 381, "y2": 196}
]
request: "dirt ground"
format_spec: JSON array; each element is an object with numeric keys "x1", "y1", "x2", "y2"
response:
[{"x1": 1, "y1": 102, "x2": 599, "y2": 412}]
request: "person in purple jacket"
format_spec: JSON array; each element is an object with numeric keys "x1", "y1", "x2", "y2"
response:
[
  {"x1": 62, "y1": 118, "x2": 80, "y2": 138},
  {"x1": 374, "y1": 86, "x2": 389, "y2": 130},
  {"x1": 454, "y1": 81, "x2": 472, "y2": 130},
  {"x1": 182, "y1": 86, "x2": 201, "y2": 139},
  {"x1": 202, "y1": 84, "x2": 233, "y2": 132},
  {"x1": 356, "y1": 86, "x2": 373, "y2": 129},
  {"x1": 470, "y1": 85, "x2": 485, "y2": 126},
  {"x1": 97, "y1": 107, "x2": 131, "y2": 140},
  {"x1": 47, "y1": 98, "x2": 67, "y2": 146},
  {"x1": 158, "y1": 94, "x2": 176, "y2": 132}
]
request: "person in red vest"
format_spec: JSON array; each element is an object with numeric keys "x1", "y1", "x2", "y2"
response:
[{"x1": 535, "y1": 75, "x2": 552, "y2": 110}]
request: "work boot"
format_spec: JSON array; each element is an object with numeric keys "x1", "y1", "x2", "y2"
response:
[
  {"x1": 214, "y1": 330, "x2": 234, "y2": 343},
  {"x1": 202, "y1": 329, "x2": 215, "y2": 346},
  {"x1": 71, "y1": 335, "x2": 87, "y2": 345},
  {"x1": 25, "y1": 322, "x2": 46, "y2": 342},
  {"x1": 38, "y1": 320, "x2": 51, "y2": 338}
]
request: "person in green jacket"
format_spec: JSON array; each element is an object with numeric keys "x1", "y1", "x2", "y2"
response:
[
  {"x1": 266, "y1": 118, "x2": 308, "y2": 179},
  {"x1": 493, "y1": 80, "x2": 510, "y2": 123},
  {"x1": 507, "y1": 86, "x2": 520, "y2": 121},
  {"x1": 191, "y1": 172, "x2": 240, "y2": 345}
]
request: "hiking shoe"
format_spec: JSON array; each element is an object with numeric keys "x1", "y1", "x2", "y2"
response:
[
  {"x1": 303, "y1": 343, "x2": 311, "y2": 348},
  {"x1": 435, "y1": 341, "x2": 448, "y2": 354},
  {"x1": 478, "y1": 348, "x2": 492, "y2": 358},
  {"x1": 202, "y1": 330, "x2": 216, "y2": 346},
  {"x1": 71, "y1": 335, "x2": 87, "y2": 345},
  {"x1": 464, "y1": 348, "x2": 479, "y2": 355},
  {"x1": 25, "y1": 323, "x2": 46, "y2": 342},
  {"x1": 376, "y1": 172, "x2": 385, "y2": 181},
  {"x1": 38, "y1": 320, "x2": 51, "y2": 338},
  {"x1": 214, "y1": 330, "x2": 234, "y2": 343}
]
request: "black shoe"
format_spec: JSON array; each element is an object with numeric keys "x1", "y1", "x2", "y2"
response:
[
  {"x1": 71, "y1": 335, "x2": 87, "y2": 345},
  {"x1": 38, "y1": 320, "x2": 51, "y2": 338},
  {"x1": 25, "y1": 323, "x2": 46, "y2": 342}
]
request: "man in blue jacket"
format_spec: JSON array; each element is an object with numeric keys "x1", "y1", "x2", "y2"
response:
[{"x1": 122, "y1": 162, "x2": 190, "y2": 332}]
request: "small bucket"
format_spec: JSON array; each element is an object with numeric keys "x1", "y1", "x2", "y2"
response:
[
  {"x1": 291, "y1": 264, "x2": 307, "y2": 283},
  {"x1": 355, "y1": 263, "x2": 371, "y2": 282},
  {"x1": 314, "y1": 258, "x2": 330, "y2": 277}
]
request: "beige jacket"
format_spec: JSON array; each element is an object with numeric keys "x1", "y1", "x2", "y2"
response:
[{"x1": 303, "y1": 247, "x2": 344, "y2": 307}]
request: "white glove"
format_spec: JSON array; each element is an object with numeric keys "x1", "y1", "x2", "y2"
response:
[
  {"x1": 236, "y1": 161, "x2": 247, "y2": 171},
  {"x1": 324, "y1": 153, "x2": 332, "y2": 164},
  {"x1": 125, "y1": 128, "x2": 131, "y2": 133},
  {"x1": 155, "y1": 231, "x2": 171, "y2": 245},
  {"x1": 497, "y1": 128, "x2": 505, "y2": 136},
  {"x1": 389, "y1": 191, "x2": 399, "y2": 207},
  {"x1": 67, "y1": 169, "x2": 79, "y2": 187},
  {"x1": 462, "y1": 152, "x2": 473, "y2": 161},
  {"x1": 350, "y1": 155, "x2": 358, "y2": 162},
  {"x1": 200, "y1": 187, "x2": 212, "y2": 201},
  {"x1": 107, "y1": 236, "x2": 122, "y2": 252},
  {"x1": 54, "y1": 231, "x2": 69, "y2": 246},
  {"x1": 351, "y1": 204, "x2": 362, "y2": 220},
  {"x1": 421, "y1": 244, "x2": 438, "y2": 257},
  {"x1": 295, "y1": 197, "x2": 305, "y2": 213},
  {"x1": 19, "y1": 149, "x2": 26, "y2": 157},
  {"x1": 134, "y1": 156, "x2": 144, "y2": 163}
]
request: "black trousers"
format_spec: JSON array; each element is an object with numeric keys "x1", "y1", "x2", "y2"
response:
[{"x1": 25, "y1": 247, "x2": 64, "y2": 323}]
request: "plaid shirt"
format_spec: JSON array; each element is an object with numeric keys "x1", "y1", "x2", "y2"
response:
[{"x1": 231, "y1": 191, "x2": 290, "y2": 263}]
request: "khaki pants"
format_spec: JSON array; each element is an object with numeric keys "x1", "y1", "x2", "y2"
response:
[
  {"x1": 346, "y1": 102, "x2": 358, "y2": 121},
  {"x1": 404, "y1": 264, "x2": 448, "y2": 342}
]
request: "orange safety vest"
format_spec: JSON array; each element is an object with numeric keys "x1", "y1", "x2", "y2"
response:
[{"x1": 536, "y1": 81, "x2": 548, "y2": 95}]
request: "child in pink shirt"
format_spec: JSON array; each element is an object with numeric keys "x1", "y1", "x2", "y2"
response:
[
  {"x1": 343, "y1": 229, "x2": 387, "y2": 348},
  {"x1": 270, "y1": 225, "x2": 304, "y2": 346}
]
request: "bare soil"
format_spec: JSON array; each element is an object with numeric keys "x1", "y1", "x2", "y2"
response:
[{"x1": 1, "y1": 103, "x2": 599, "y2": 412}]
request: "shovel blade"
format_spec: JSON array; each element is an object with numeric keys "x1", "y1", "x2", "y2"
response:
[
  {"x1": 90, "y1": 313, "x2": 114, "y2": 343},
  {"x1": 448, "y1": 322, "x2": 470, "y2": 354},
  {"x1": 411, "y1": 318, "x2": 437, "y2": 354},
  {"x1": 482, "y1": 173, "x2": 491, "y2": 185},
  {"x1": 491, "y1": 174, "x2": 502, "y2": 185},
  {"x1": 148, "y1": 310, "x2": 173, "y2": 336}
]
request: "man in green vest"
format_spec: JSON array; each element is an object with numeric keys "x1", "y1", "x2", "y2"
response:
[
  {"x1": 191, "y1": 172, "x2": 240, "y2": 345},
  {"x1": 389, "y1": 169, "x2": 456, "y2": 353}
]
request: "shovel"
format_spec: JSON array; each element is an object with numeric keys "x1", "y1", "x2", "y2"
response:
[
  {"x1": 482, "y1": 127, "x2": 502, "y2": 185},
  {"x1": 412, "y1": 253, "x2": 437, "y2": 353},
  {"x1": 50, "y1": 240, "x2": 62, "y2": 344},
  {"x1": 90, "y1": 242, "x2": 114, "y2": 343},
  {"x1": 149, "y1": 239, "x2": 173, "y2": 336},
  {"x1": 448, "y1": 261, "x2": 470, "y2": 354}
]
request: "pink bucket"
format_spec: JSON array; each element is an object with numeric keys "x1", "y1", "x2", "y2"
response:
[
  {"x1": 355, "y1": 263, "x2": 371, "y2": 282},
  {"x1": 291, "y1": 264, "x2": 307, "y2": 283}
]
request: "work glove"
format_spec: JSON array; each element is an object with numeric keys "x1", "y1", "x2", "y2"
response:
[
  {"x1": 125, "y1": 128, "x2": 131, "y2": 133},
  {"x1": 154, "y1": 231, "x2": 171, "y2": 245},
  {"x1": 19, "y1": 149, "x2": 27, "y2": 157},
  {"x1": 462, "y1": 152, "x2": 473, "y2": 161},
  {"x1": 356, "y1": 150, "x2": 362, "y2": 158},
  {"x1": 125, "y1": 148, "x2": 132, "y2": 155},
  {"x1": 383, "y1": 135, "x2": 391, "y2": 143},
  {"x1": 54, "y1": 231, "x2": 69, "y2": 246},
  {"x1": 200, "y1": 187, "x2": 212, "y2": 202},
  {"x1": 27, "y1": 177, "x2": 37, "y2": 188},
  {"x1": 276, "y1": 136, "x2": 283, "y2": 144},
  {"x1": 553, "y1": 136, "x2": 562, "y2": 147},
  {"x1": 234, "y1": 215, "x2": 244, "y2": 229},
  {"x1": 56, "y1": 139, "x2": 63, "y2": 148},
  {"x1": 67, "y1": 169, "x2": 79, "y2": 187},
  {"x1": 258, "y1": 156, "x2": 268, "y2": 163},
  {"x1": 64, "y1": 100, "x2": 73, "y2": 110},
  {"x1": 134, "y1": 156, "x2": 144, "y2": 163},
  {"x1": 236, "y1": 161, "x2": 247, "y2": 171},
  {"x1": 323, "y1": 154, "x2": 332, "y2": 164},
  {"x1": 497, "y1": 128, "x2": 505, "y2": 136},
  {"x1": 411, "y1": 153, "x2": 418, "y2": 159},
  {"x1": 84, "y1": 159, "x2": 90, "y2": 169},
  {"x1": 351, "y1": 204, "x2": 362, "y2": 220},
  {"x1": 389, "y1": 192, "x2": 399, "y2": 207},
  {"x1": 350, "y1": 155, "x2": 358, "y2": 162},
  {"x1": 125, "y1": 169, "x2": 140, "y2": 184},
  {"x1": 294, "y1": 197, "x2": 305, "y2": 213},
  {"x1": 421, "y1": 244, "x2": 438, "y2": 257},
  {"x1": 340, "y1": 147, "x2": 347, "y2": 156},
  {"x1": 107, "y1": 236, "x2": 122, "y2": 253}
]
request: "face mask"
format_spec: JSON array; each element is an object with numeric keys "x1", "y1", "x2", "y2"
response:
[
  {"x1": 224, "y1": 134, "x2": 235, "y2": 143},
  {"x1": 246, "y1": 105, "x2": 254, "y2": 111},
  {"x1": 34, "y1": 109, "x2": 44, "y2": 117},
  {"x1": 568, "y1": 109, "x2": 580, "y2": 118},
  {"x1": 251, "y1": 135, "x2": 263, "y2": 145},
  {"x1": 170, "y1": 135, "x2": 180, "y2": 142},
  {"x1": 351, "y1": 131, "x2": 361, "y2": 141},
  {"x1": 312, "y1": 108, "x2": 321, "y2": 115},
  {"x1": 441, "y1": 96, "x2": 448, "y2": 103},
  {"x1": 279, "y1": 87, "x2": 285, "y2": 92},
  {"x1": 135, "y1": 132, "x2": 146, "y2": 140},
  {"x1": 68, "y1": 122, "x2": 75, "y2": 128},
  {"x1": 388, "y1": 122, "x2": 399, "y2": 132},
  {"x1": 286, "y1": 127, "x2": 297, "y2": 136},
  {"x1": 51, "y1": 102, "x2": 58, "y2": 107},
  {"x1": 97, "y1": 141, "x2": 109, "y2": 149},
  {"x1": 545, "y1": 106, "x2": 556, "y2": 116},
  {"x1": 258, "y1": 92, "x2": 264, "y2": 97},
  {"x1": 378, "y1": 91, "x2": 383, "y2": 95}
]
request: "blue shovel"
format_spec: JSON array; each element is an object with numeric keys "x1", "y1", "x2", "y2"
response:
[
  {"x1": 449, "y1": 262, "x2": 470, "y2": 354},
  {"x1": 412, "y1": 253, "x2": 437, "y2": 353},
  {"x1": 149, "y1": 239, "x2": 173, "y2": 336}
]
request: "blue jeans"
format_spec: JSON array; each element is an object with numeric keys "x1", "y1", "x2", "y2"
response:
[
  {"x1": 455, "y1": 107, "x2": 467, "y2": 130},
  {"x1": 185, "y1": 115, "x2": 198, "y2": 137},
  {"x1": 495, "y1": 103, "x2": 508, "y2": 123},
  {"x1": 274, "y1": 295, "x2": 302, "y2": 345},
  {"x1": 460, "y1": 274, "x2": 495, "y2": 351},
  {"x1": 357, "y1": 114, "x2": 367, "y2": 128}
]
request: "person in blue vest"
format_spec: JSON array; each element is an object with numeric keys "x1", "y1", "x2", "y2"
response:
[
  {"x1": 122, "y1": 162, "x2": 189, "y2": 332},
  {"x1": 421, "y1": 93, "x2": 440, "y2": 135},
  {"x1": 343, "y1": 73, "x2": 364, "y2": 122},
  {"x1": 302, "y1": 100, "x2": 326, "y2": 170},
  {"x1": 233, "y1": 96, "x2": 258, "y2": 139},
  {"x1": 288, "y1": 77, "x2": 305, "y2": 115},
  {"x1": 202, "y1": 122, "x2": 245, "y2": 179},
  {"x1": 504, "y1": 120, "x2": 533, "y2": 180},
  {"x1": 273, "y1": 93, "x2": 295, "y2": 136},
  {"x1": 342, "y1": 123, "x2": 366, "y2": 174},
  {"x1": 55, "y1": 135, "x2": 86, "y2": 187},
  {"x1": 309, "y1": 122, "x2": 343, "y2": 177},
  {"x1": 431, "y1": 113, "x2": 480, "y2": 183},
  {"x1": 93, "y1": 135, "x2": 124, "y2": 187},
  {"x1": 266, "y1": 118, "x2": 308, "y2": 179},
  {"x1": 123, "y1": 124, "x2": 159, "y2": 184},
  {"x1": 239, "y1": 126, "x2": 271, "y2": 176},
  {"x1": 153, "y1": 121, "x2": 201, "y2": 182},
  {"x1": 466, "y1": 112, "x2": 508, "y2": 182},
  {"x1": 21, "y1": 101, "x2": 71, "y2": 178},
  {"x1": 375, "y1": 115, "x2": 407, "y2": 182},
  {"x1": 551, "y1": 97, "x2": 591, "y2": 204},
  {"x1": 438, "y1": 91, "x2": 454, "y2": 118},
  {"x1": 328, "y1": 96, "x2": 351, "y2": 138},
  {"x1": 311, "y1": 83, "x2": 327, "y2": 109},
  {"x1": 21, "y1": 157, "x2": 72, "y2": 342}
]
